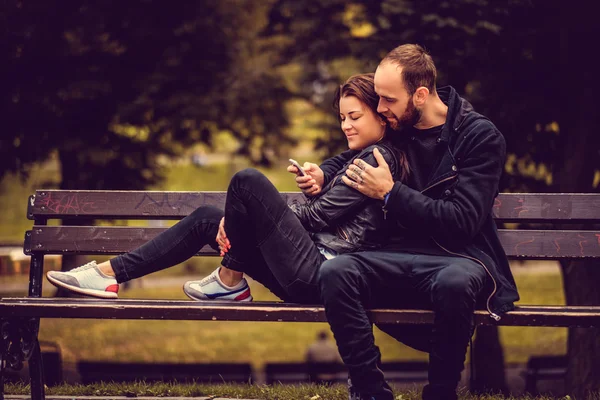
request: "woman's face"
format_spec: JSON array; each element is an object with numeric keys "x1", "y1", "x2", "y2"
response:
[{"x1": 339, "y1": 95, "x2": 386, "y2": 151}]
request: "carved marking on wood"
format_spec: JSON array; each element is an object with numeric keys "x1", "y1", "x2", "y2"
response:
[
  {"x1": 37, "y1": 192, "x2": 102, "y2": 215},
  {"x1": 134, "y1": 193, "x2": 201, "y2": 211},
  {"x1": 515, "y1": 237, "x2": 535, "y2": 255}
]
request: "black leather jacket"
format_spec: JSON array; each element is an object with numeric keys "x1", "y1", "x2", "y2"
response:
[{"x1": 290, "y1": 140, "x2": 400, "y2": 254}]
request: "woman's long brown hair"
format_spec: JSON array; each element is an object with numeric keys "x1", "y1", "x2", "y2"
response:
[{"x1": 333, "y1": 73, "x2": 410, "y2": 183}]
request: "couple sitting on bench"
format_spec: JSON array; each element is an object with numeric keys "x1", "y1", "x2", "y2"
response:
[{"x1": 46, "y1": 44, "x2": 519, "y2": 400}]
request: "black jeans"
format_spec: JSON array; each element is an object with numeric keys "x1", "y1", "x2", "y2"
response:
[
  {"x1": 318, "y1": 251, "x2": 487, "y2": 395},
  {"x1": 111, "y1": 168, "x2": 324, "y2": 303}
]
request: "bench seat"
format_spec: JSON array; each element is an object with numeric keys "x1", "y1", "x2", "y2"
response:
[{"x1": 2, "y1": 298, "x2": 600, "y2": 327}]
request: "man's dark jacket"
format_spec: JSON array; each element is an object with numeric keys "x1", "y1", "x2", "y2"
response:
[{"x1": 319, "y1": 86, "x2": 519, "y2": 319}]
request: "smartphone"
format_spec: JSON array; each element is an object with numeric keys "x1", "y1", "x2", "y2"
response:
[{"x1": 289, "y1": 158, "x2": 307, "y2": 176}]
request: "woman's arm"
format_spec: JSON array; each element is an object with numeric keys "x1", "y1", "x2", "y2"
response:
[
  {"x1": 291, "y1": 146, "x2": 398, "y2": 232},
  {"x1": 319, "y1": 149, "x2": 358, "y2": 185}
]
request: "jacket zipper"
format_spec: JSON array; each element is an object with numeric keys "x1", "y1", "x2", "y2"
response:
[
  {"x1": 432, "y1": 238, "x2": 501, "y2": 321},
  {"x1": 420, "y1": 174, "x2": 457, "y2": 195},
  {"x1": 337, "y1": 226, "x2": 350, "y2": 242},
  {"x1": 421, "y1": 174, "x2": 501, "y2": 321}
]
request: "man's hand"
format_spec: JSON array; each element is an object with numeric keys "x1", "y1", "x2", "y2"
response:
[
  {"x1": 342, "y1": 148, "x2": 395, "y2": 200},
  {"x1": 216, "y1": 217, "x2": 230, "y2": 256},
  {"x1": 287, "y1": 162, "x2": 324, "y2": 197}
]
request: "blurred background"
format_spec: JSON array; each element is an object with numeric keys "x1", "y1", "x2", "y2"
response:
[{"x1": 1, "y1": 0, "x2": 599, "y2": 397}]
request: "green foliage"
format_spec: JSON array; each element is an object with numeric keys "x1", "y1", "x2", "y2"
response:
[
  {"x1": 0, "y1": 0, "x2": 294, "y2": 190},
  {"x1": 265, "y1": 0, "x2": 600, "y2": 192}
]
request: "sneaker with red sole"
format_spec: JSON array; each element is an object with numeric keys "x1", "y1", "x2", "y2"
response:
[{"x1": 47, "y1": 260, "x2": 119, "y2": 299}]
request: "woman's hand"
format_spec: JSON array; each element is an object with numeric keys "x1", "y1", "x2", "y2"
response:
[
  {"x1": 287, "y1": 162, "x2": 324, "y2": 196},
  {"x1": 216, "y1": 217, "x2": 231, "y2": 256}
]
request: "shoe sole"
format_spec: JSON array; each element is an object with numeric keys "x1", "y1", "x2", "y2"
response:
[
  {"x1": 183, "y1": 287, "x2": 253, "y2": 302},
  {"x1": 47, "y1": 273, "x2": 118, "y2": 299}
]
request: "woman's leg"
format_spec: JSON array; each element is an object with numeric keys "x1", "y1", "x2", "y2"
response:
[
  {"x1": 186, "y1": 168, "x2": 325, "y2": 304},
  {"x1": 47, "y1": 206, "x2": 224, "y2": 298},
  {"x1": 110, "y1": 205, "x2": 222, "y2": 282}
]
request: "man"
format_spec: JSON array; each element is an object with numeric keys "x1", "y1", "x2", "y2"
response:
[{"x1": 296, "y1": 44, "x2": 519, "y2": 400}]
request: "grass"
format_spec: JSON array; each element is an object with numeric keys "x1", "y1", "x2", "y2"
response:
[{"x1": 4, "y1": 381, "x2": 588, "y2": 399}]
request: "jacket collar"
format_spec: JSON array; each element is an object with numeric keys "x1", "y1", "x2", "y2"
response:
[{"x1": 436, "y1": 86, "x2": 475, "y2": 143}]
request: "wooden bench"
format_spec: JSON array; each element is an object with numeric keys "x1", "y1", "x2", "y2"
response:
[
  {"x1": 77, "y1": 361, "x2": 254, "y2": 385},
  {"x1": 264, "y1": 361, "x2": 428, "y2": 385},
  {"x1": 2, "y1": 190, "x2": 600, "y2": 400},
  {"x1": 521, "y1": 355, "x2": 567, "y2": 395}
]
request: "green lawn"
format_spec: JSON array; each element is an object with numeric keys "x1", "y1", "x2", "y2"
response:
[{"x1": 4, "y1": 381, "x2": 584, "y2": 400}]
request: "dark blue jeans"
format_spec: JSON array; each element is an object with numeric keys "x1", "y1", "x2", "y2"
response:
[
  {"x1": 111, "y1": 168, "x2": 324, "y2": 303},
  {"x1": 318, "y1": 251, "x2": 487, "y2": 396}
]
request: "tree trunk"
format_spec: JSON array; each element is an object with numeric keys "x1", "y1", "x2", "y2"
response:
[
  {"x1": 471, "y1": 326, "x2": 507, "y2": 394},
  {"x1": 552, "y1": 3, "x2": 600, "y2": 394},
  {"x1": 561, "y1": 260, "x2": 600, "y2": 398}
]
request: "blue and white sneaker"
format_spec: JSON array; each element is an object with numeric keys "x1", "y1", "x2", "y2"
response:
[{"x1": 183, "y1": 267, "x2": 253, "y2": 302}]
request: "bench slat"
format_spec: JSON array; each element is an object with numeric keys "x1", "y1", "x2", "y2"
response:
[
  {"x1": 26, "y1": 226, "x2": 600, "y2": 258},
  {"x1": 29, "y1": 190, "x2": 600, "y2": 222},
  {"x1": 1, "y1": 298, "x2": 599, "y2": 327}
]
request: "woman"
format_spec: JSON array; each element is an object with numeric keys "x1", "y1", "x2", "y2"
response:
[{"x1": 47, "y1": 74, "x2": 408, "y2": 304}]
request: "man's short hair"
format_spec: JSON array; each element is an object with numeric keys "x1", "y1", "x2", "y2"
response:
[{"x1": 381, "y1": 44, "x2": 437, "y2": 95}]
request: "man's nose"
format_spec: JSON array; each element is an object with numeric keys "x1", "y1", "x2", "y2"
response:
[{"x1": 377, "y1": 99, "x2": 386, "y2": 114}]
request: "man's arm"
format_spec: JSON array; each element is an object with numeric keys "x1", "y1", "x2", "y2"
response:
[
  {"x1": 320, "y1": 149, "x2": 357, "y2": 185},
  {"x1": 344, "y1": 121, "x2": 505, "y2": 243},
  {"x1": 385, "y1": 122, "x2": 505, "y2": 242},
  {"x1": 291, "y1": 147, "x2": 395, "y2": 232}
]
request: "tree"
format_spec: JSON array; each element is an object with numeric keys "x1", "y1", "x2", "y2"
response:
[
  {"x1": 265, "y1": 0, "x2": 600, "y2": 395},
  {"x1": 1, "y1": 0, "x2": 294, "y2": 274}
]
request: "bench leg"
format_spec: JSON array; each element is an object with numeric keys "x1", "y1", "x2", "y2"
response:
[
  {"x1": 26, "y1": 253, "x2": 46, "y2": 400},
  {"x1": 28, "y1": 340, "x2": 45, "y2": 400},
  {"x1": 524, "y1": 373, "x2": 538, "y2": 396},
  {"x1": 0, "y1": 319, "x2": 45, "y2": 400},
  {"x1": 1, "y1": 322, "x2": 7, "y2": 400}
]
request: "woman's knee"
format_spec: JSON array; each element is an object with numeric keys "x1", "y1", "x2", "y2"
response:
[
  {"x1": 230, "y1": 168, "x2": 268, "y2": 188},
  {"x1": 189, "y1": 205, "x2": 223, "y2": 223}
]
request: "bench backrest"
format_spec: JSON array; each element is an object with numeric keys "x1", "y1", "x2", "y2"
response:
[{"x1": 25, "y1": 190, "x2": 600, "y2": 259}]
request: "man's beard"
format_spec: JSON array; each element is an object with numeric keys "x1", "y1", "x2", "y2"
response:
[{"x1": 388, "y1": 97, "x2": 421, "y2": 131}]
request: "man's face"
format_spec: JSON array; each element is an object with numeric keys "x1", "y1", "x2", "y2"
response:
[{"x1": 374, "y1": 62, "x2": 421, "y2": 130}]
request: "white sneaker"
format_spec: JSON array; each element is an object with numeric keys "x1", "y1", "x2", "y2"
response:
[
  {"x1": 183, "y1": 267, "x2": 252, "y2": 302},
  {"x1": 46, "y1": 260, "x2": 119, "y2": 299}
]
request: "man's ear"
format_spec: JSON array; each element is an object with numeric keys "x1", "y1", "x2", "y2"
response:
[{"x1": 413, "y1": 87, "x2": 430, "y2": 107}]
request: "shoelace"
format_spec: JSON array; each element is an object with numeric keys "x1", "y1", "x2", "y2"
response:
[
  {"x1": 196, "y1": 270, "x2": 219, "y2": 286},
  {"x1": 68, "y1": 260, "x2": 97, "y2": 273}
]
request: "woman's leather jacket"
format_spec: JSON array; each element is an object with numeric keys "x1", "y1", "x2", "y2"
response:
[{"x1": 290, "y1": 140, "x2": 400, "y2": 254}]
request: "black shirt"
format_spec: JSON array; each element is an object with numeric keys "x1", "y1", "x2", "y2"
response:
[
  {"x1": 384, "y1": 124, "x2": 448, "y2": 255},
  {"x1": 405, "y1": 124, "x2": 444, "y2": 191}
]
